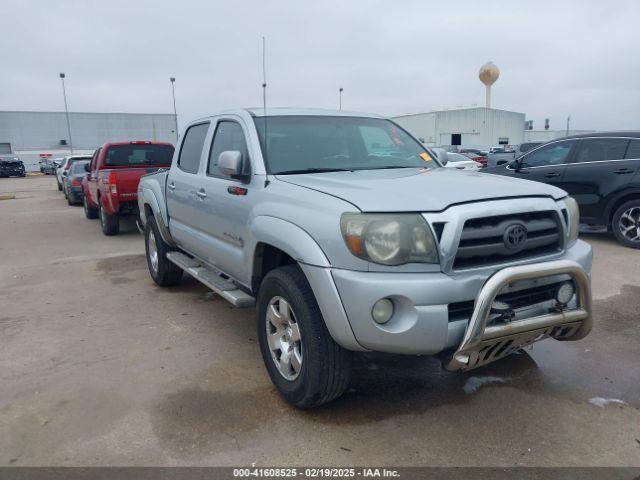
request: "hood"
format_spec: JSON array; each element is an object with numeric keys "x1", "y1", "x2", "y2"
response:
[{"x1": 275, "y1": 167, "x2": 566, "y2": 212}]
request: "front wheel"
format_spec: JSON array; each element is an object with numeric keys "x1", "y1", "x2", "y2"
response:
[
  {"x1": 99, "y1": 202, "x2": 119, "y2": 236},
  {"x1": 257, "y1": 265, "x2": 352, "y2": 409},
  {"x1": 612, "y1": 200, "x2": 640, "y2": 249},
  {"x1": 57, "y1": 180, "x2": 62, "y2": 191},
  {"x1": 145, "y1": 215, "x2": 183, "y2": 286}
]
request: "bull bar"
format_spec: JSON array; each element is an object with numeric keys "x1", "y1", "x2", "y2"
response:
[{"x1": 445, "y1": 259, "x2": 593, "y2": 372}]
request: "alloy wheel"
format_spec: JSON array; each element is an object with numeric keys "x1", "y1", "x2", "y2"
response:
[
  {"x1": 148, "y1": 230, "x2": 159, "y2": 273},
  {"x1": 265, "y1": 296, "x2": 302, "y2": 381},
  {"x1": 618, "y1": 206, "x2": 640, "y2": 243}
]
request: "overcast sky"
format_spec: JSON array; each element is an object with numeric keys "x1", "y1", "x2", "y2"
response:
[{"x1": 3, "y1": 0, "x2": 640, "y2": 131}]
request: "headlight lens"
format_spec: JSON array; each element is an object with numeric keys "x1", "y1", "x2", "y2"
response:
[
  {"x1": 340, "y1": 213, "x2": 439, "y2": 265},
  {"x1": 564, "y1": 196, "x2": 580, "y2": 246}
]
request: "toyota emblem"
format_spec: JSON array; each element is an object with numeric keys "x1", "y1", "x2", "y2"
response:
[{"x1": 503, "y1": 223, "x2": 528, "y2": 251}]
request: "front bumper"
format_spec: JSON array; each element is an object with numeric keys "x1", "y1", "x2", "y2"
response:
[{"x1": 303, "y1": 240, "x2": 593, "y2": 364}]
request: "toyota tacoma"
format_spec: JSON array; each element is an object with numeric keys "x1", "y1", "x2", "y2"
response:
[{"x1": 138, "y1": 108, "x2": 593, "y2": 408}]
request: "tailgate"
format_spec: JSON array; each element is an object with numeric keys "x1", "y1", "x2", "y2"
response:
[{"x1": 106, "y1": 167, "x2": 167, "y2": 200}]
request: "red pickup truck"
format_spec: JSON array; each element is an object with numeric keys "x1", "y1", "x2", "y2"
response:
[{"x1": 83, "y1": 141, "x2": 174, "y2": 235}]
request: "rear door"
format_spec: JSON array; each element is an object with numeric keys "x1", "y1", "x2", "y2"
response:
[
  {"x1": 166, "y1": 122, "x2": 212, "y2": 259},
  {"x1": 562, "y1": 137, "x2": 635, "y2": 223},
  {"x1": 504, "y1": 139, "x2": 577, "y2": 188}
]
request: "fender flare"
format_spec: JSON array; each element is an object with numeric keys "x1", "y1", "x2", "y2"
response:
[
  {"x1": 140, "y1": 187, "x2": 176, "y2": 247},
  {"x1": 248, "y1": 216, "x2": 331, "y2": 271}
]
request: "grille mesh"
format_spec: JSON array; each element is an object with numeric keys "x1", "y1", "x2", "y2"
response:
[{"x1": 453, "y1": 210, "x2": 562, "y2": 270}]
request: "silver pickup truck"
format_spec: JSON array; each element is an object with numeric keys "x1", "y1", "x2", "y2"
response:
[{"x1": 138, "y1": 108, "x2": 593, "y2": 408}]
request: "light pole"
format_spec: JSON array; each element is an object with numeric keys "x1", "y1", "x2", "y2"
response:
[
  {"x1": 170, "y1": 77, "x2": 178, "y2": 142},
  {"x1": 566, "y1": 115, "x2": 571, "y2": 137},
  {"x1": 339, "y1": 87, "x2": 343, "y2": 110},
  {"x1": 59, "y1": 73, "x2": 73, "y2": 153}
]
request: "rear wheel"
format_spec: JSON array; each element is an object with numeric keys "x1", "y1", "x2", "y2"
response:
[
  {"x1": 257, "y1": 265, "x2": 352, "y2": 409},
  {"x1": 612, "y1": 200, "x2": 640, "y2": 249},
  {"x1": 99, "y1": 201, "x2": 120, "y2": 236},
  {"x1": 83, "y1": 195, "x2": 98, "y2": 219},
  {"x1": 57, "y1": 180, "x2": 62, "y2": 191},
  {"x1": 145, "y1": 215, "x2": 183, "y2": 286}
]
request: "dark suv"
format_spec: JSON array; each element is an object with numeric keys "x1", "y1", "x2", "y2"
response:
[{"x1": 483, "y1": 132, "x2": 640, "y2": 248}]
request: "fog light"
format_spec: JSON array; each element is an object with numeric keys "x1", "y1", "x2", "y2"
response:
[
  {"x1": 372, "y1": 298, "x2": 394, "y2": 324},
  {"x1": 555, "y1": 281, "x2": 575, "y2": 305}
]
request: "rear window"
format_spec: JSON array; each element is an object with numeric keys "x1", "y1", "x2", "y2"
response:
[
  {"x1": 104, "y1": 144, "x2": 174, "y2": 167},
  {"x1": 71, "y1": 161, "x2": 89, "y2": 174}
]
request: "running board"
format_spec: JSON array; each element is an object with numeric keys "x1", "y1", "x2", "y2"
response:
[{"x1": 166, "y1": 251, "x2": 255, "y2": 308}]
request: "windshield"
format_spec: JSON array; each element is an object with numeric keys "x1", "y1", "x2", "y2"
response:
[
  {"x1": 104, "y1": 144, "x2": 174, "y2": 167},
  {"x1": 253, "y1": 116, "x2": 439, "y2": 174}
]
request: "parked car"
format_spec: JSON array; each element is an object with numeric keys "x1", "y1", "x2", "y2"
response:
[
  {"x1": 63, "y1": 160, "x2": 90, "y2": 205},
  {"x1": 486, "y1": 142, "x2": 543, "y2": 168},
  {"x1": 83, "y1": 141, "x2": 174, "y2": 235},
  {"x1": 460, "y1": 151, "x2": 488, "y2": 167},
  {"x1": 460, "y1": 148, "x2": 488, "y2": 157},
  {"x1": 43, "y1": 157, "x2": 63, "y2": 175},
  {"x1": 56, "y1": 155, "x2": 93, "y2": 191},
  {"x1": 0, "y1": 155, "x2": 26, "y2": 178},
  {"x1": 483, "y1": 132, "x2": 640, "y2": 248},
  {"x1": 138, "y1": 108, "x2": 593, "y2": 408},
  {"x1": 443, "y1": 152, "x2": 482, "y2": 170}
]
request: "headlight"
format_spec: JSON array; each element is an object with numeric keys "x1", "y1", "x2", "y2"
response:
[
  {"x1": 340, "y1": 213, "x2": 439, "y2": 265},
  {"x1": 564, "y1": 196, "x2": 580, "y2": 246}
]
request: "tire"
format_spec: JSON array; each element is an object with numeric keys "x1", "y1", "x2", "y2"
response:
[
  {"x1": 256, "y1": 265, "x2": 352, "y2": 409},
  {"x1": 67, "y1": 193, "x2": 75, "y2": 206},
  {"x1": 99, "y1": 201, "x2": 120, "y2": 236},
  {"x1": 612, "y1": 200, "x2": 640, "y2": 249},
  {"x1": 57, "y1": 180, "x2": 62, "y2": 191},
  {"x1": 145, "y1": 215, "x2": 183, "y2": 286},
  {"x1": 83, "y1": 195, "x2": 98, "y2": 219}
]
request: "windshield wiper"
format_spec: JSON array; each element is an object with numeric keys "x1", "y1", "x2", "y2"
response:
[{"x1": 275, "y1": 167, "x2": 353, "y2": 175}]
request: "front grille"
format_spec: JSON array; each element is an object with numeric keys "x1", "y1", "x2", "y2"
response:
[
  {"x1": 453, "y1": 210, "x2": 562, "y2": 270},
  {"x1": 448, "y1": 281, "x2": 566, "y2": 323}
]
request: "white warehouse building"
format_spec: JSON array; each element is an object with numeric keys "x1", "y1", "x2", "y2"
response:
[{"x1": 392, "y1": 107, "x2": 526, "y2": 149}]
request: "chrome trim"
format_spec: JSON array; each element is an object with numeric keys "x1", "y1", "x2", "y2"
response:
[
  {"x1": 423, "y1": 197, "x2": 567, "y2": 274},
  {"x1": 445, "y1": 259, "x2": 592, "y2": 371},
  {"x1": 565, "y1": 158, "x2": 640, "y2": 166}
]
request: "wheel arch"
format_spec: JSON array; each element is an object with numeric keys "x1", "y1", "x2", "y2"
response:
[{"x1": 606, "y1": 189, "x2": 640, "y2": 226}]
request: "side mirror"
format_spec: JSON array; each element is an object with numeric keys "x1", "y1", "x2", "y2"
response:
[
  {"x1": 218, "y1": 150, "x2": 247, "y2": 180},
  {"x1": 84, "y1": 163, "x2": 91, "y2": 173},
  {"x1": 62, "y1": 171, "x2": 68, "y2": 177},
  {"x1": 508, "y1": 159, "x2": 520, "y2": 170}
]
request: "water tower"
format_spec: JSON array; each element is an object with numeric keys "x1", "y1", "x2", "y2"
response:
[{"x1": 479, "y1": 62, "x2": 500, "y2": 108}]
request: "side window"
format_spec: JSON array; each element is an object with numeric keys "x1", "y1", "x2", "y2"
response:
[
  {"x1": 178, "y1": 123, "x2": 209, "y2": 173},
  {"x1": 207, "y1": 121, "x2": 249, "y2": 177},
  {"x1": 520, "y1": 141, "x2": 574, "y2": 168},
  {"x1": 624, "y1": 139, "x2": 640, "y2": 159},
  {"x1": 574, "y1": 138, "x2": 628, "y2": 163}
]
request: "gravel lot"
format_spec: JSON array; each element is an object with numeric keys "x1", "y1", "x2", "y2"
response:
[{"x1": 1, "y1": 176, "x2": 639, "y2": 467}]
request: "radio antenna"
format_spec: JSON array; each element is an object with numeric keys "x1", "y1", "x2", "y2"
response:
[
  {"x1": 261, "y1": 36, "x2": 268, "y2": 167},
  {"x1": 262, "y1": 36, "x2": 267, "y2": 117}
]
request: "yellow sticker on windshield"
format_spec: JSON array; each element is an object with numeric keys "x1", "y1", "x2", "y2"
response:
[{"x1": 420, "y1": 152, "x2": 433, "y2": 162}]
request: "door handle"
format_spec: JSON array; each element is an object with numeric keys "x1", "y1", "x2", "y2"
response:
[
  {"x1": 196, "y1": 189, "x2": 207, "y2": 199},
  {"x1": 613, "y1": 168, "x2": 634, "y2": 175},
  {"x1": 544, "y1": 172, "x2": 561, "y2": 178},
  {"x1": 167, "y1": 182, "x2": 176, "y2": 190}
]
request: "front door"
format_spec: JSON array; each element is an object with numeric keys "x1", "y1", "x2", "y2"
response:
[
  {"x1": 504, "y1": 139, "x2": 577, "y2": 189},
  {"x1": 197, "y1": 117, "x2": 253, "y2": 283}
]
